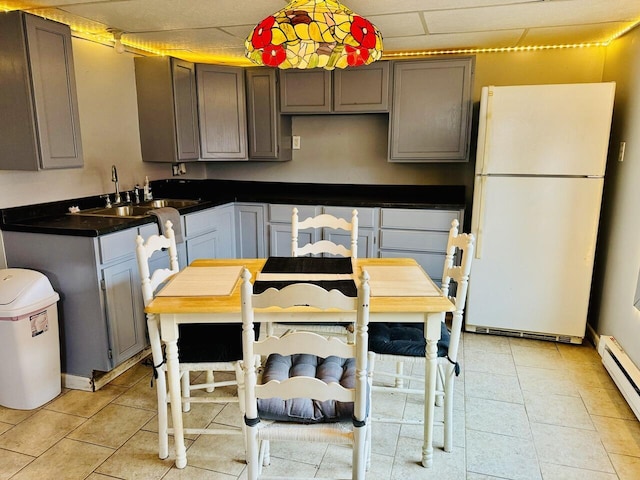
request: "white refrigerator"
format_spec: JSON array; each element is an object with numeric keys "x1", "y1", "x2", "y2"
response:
[{"x1": 465, "y1": 82, "x2": 616, "y2": 343}]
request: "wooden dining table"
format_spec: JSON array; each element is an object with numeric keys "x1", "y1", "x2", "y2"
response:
[{"x1": 145, "y1": 257, "x2": 455, "y2": 470}]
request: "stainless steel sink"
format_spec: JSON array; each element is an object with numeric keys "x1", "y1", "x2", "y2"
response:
[
  {"x1": 69, "y1": 199, "x2": 201, "y2": 219},
  {"x1": 139, "y1": 199, "x2": 200, "y2": 208},
  {"x1": 71, "y1": 205, "x2": 153, "y2": 218}
]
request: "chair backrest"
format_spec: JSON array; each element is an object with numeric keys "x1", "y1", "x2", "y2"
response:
[
  {"x1": 291, "y1": 207, "x2": 359, "y2": 259},
  {"x1": 440, "y1": 219, "x2": 475, "y2": 362},
  {"x1": 135, "y1": 220, "x2": 179, "y2": 306},
  {"x1": 239, "y1": 268, "x2": 370, "y2": 423}
]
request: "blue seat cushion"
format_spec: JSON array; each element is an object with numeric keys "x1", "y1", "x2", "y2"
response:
[
  {"x1": 257, "y1": 354, "x2": 356, "y2": 423},
  {"x1": 367, "y1": 322, "x2": 451, "y2": 358}
]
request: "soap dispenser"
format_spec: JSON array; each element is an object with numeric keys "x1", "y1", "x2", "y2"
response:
[{"x1": 143, "y1": 176, "x2": 153, "y2": 201}]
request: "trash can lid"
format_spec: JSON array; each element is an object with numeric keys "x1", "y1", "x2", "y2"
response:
[{"x1": 0, "y1": 269, "x2": 59, "y2": 319}]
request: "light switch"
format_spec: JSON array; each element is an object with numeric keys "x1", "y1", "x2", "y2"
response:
[{"x1": 292, "y1": 136, "x2": 301, "y2": 150}]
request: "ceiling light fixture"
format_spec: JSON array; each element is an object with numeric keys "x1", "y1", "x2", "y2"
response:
[
  {"x1": 245, "y1": 0, "x2": 383, "y2": 70},
  {"x1": 107, "y1": 28, "x2": 125, "y2": 54}
]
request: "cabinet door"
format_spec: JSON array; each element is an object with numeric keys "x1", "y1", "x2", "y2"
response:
[
  {"x1": 333, "y1": 62, "x2": 390, "y2": 112},
  {"x1": 197, "y1": 65, "x2": 247, "y2": 159},
  {"x1": 245, "y1": 69, "x2": 292, "y2": 161},
  {"x1": 102, "y1": 258, "x2": 146, "y2": 368},
  {"x1": 322, "y1": 206, "x2": 378, "y2": 258},
  {"x1": 325, "y1": 229, "x2": 375, "y2": 258},
  {"x1": 236, "y1": 203, "x2": 266, "y2": 258},
  {"x1": 379, "y1": 207, "x2": 464, "y2": 284},
  {"x1": 135, "y1": 57, "x2": 199, "y2": 162},
  {"x1": 279, "y1": 69, "x2": 332, "y2": 113},
  {"x1": 270, "y1": 223, "x2": 317, "y2": 257},
  {"x1": 390, "y1": 57, "x2": 474, "y2": 162},
  {"x1": 26, "y1": 14, "x2": 83, "y2": 169},
  {"x1": 0, "y1": 12, "x2": 83, "y2": 170},
  {"x1": 172, "y1": 59, "x2": 200, "y2": 160}
]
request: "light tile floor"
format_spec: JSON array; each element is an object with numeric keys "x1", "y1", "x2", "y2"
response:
[{"x1": 2, "y1": 332, "x2": 640, "y2": 479}]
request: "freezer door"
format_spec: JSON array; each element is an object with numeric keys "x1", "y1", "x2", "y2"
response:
[
  {"x1": 467, "y1": 175, "x2": 604, "y2": 339},
  {"x1": 476, "y1": 83, "x2": 615, "y2": 177}
]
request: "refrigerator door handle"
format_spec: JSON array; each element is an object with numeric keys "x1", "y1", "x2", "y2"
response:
[
  {"x1": 471, "y1": 175, "x2": 487, "y2": 259},
  {"x1": 476, "y1": 86, "x2": 493, "y2": 176}
]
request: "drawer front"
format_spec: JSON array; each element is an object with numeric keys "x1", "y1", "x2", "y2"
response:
[
  {"x1": 380, "y1": 250, "x2": 445, "y2": 285},
  {"x1": 184, "y1": 208, "x2": 218, "y2": 238},
  {"x1": 380, "y1": 229, "x2": 449, "y2": 252},
  {"x1": 99, "y1": 228, "x2": 138, "y2": 264},
  {"x1": 269, "y1": 204, "x2": 318, "y2": 223},
  {"x1": 323, "y1": 206, "x2": 377, "y2": 228},
  {"x1": 381, "y1": 208, "x2": 459, "y2": 231}
]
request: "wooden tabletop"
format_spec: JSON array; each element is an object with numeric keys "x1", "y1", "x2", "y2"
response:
[{"x1": 145, "y1": 257, "x2": 455, "y2": 315}]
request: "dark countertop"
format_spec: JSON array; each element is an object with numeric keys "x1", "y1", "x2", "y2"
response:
[{"x1": 0, "y1": 179, "x2": 465, "y2": 237}]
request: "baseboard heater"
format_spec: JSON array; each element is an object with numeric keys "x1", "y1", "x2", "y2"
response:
[
  {"x1": 598, "y1": 335, "x2": 640, "y2": 421},
  {"x1": 466, "y1": 325, "x2": 581, "y2": 344}
]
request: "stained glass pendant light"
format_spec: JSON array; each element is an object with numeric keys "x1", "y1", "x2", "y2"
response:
[{"x1": 245, "y1": 0, "x2": 383, "y2": 70}]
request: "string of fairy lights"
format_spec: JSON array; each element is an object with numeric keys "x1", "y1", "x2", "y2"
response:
[{"x1": 1, "y1": 2, "x2": 639, "y2": 64}]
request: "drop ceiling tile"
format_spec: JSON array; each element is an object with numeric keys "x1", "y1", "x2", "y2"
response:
[
  {"x1": 424, "y1": 0, "x2": 640, "y2": 34},
  {"x1": 345, "y1": 0, "x2": 537, "y2": 16},
  {"x1": 129, "y1": 27, "x2": 241, "y2": 50},
  {"x1": 60, "y1": 0, "x2": 281, "y2": 32},
  {"x1": 383, "y1": 29, "x2": 525, "y2": 52},
  {"x1": 520, "y1": 21, "x2": 636, "y2": 46},
  {"x1": 369, "y1": 13, "x2": 425, "y2": 38}
]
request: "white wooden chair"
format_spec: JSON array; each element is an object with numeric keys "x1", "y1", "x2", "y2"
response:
[
  {"x1": 135, "y1": 220, "x2": 242, "y2": 460},
  {"x1": 367, "y1": 219, "x2": 474, "y2": 453},
  {"x1": 236, "y1": 268, "x2": 373, "y2": 480},
  {"x1": 266, "y1": 207, "x2": 359, "y2": 339},
  {"x1": 292, "y1": 206, "x2": 358, "y2": 259}
]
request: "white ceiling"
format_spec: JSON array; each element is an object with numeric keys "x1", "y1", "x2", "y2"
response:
[{"x1": 7, "y1": 0, "x2": 640, "y2": 65}]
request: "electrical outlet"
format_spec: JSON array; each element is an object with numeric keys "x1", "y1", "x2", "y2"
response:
[{"x1": 292, "y1": 135, "x2": 301, "y2": 150}]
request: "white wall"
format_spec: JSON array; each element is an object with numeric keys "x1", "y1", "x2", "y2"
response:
[{"x1": 592, "y1": 26, "x2": 640, "y2": 364}]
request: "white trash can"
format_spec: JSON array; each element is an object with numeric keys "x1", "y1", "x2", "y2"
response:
[{"x1": 0, "y1": 268, "x2": 61, "y2": 409}]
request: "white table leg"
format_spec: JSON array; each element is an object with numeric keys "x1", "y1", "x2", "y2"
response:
[
  {"x1": 422, "y1": 312, "x2": 444, "y2": 468},
  {"x1": 160, "y1": 314, "x2": 187, "y2": 469}
]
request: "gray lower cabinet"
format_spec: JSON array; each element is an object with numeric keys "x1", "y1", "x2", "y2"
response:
[
  {"x1": 269, "y1": 204, "x2": 319, "y2": 257},
  {"x1": 2, "y1": 223, "x2": 158, "y2": 379},
  {"x1": 197, "y1": 65, "x2": 248, "y2": 160},
  {"x1": 1, "y1": 204, "x2": 234, "y2": 381},
  {"x1": 378, "y1": 208, "x2": 464, "y2": 285},
  {"x1": 245, "y1": 68, "x2": 292, "y2": 161},
  {"x1": 322, "y1": 206, "x2": 377, "y2": 258},
  {"x1": 389, "y1": 57, "x2": 474, "y2": 162},
  {"x1": 134, "y1": 57, "x2": 200, "y2": 163},
  {"x1": 268, "y1": 204, "x2": 377, "y2": 258},
  {"x1": 184, "y1": 203, "x2": 236, "y2": 262},
  {"x1": 235, "y1": 203, "x2": 267, "y2": 259},
  {"x1": 0, "y1": 11, "x2": 83, "y2": 170}
]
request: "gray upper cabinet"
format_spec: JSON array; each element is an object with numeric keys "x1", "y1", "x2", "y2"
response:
[
  {"x1": 279, "y1": 70, "x2": 332, "y2": 113},
  {"x1": 134, "y1": 57, "x2": 199, "y2": 163},
  {"x1": 333, "y1": 62, "x2": 390, "y2": 112},
  {"x1": 245, "y1": 68, "x2": 292, "y2": 161},
  {"x1": 389, "y1": 57, "x2": 474, "y2": 162},
  {"x1": 279, "y1": 63, "x2": 390, "y2": 114},
  {"x1": 196, "y1": 64, "x2": 248, "y2": 160},
  {"x1": 0, "y1": 11, "x2": 83, "y2": 170}
]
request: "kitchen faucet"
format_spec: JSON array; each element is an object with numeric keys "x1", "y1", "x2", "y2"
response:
[{"x1": 111, "y1": 165, "x2": 121, "y2": 204}]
